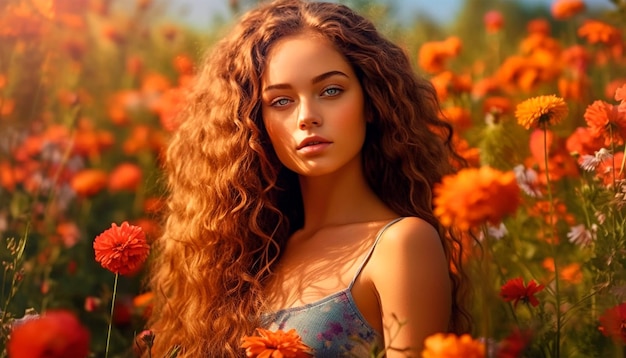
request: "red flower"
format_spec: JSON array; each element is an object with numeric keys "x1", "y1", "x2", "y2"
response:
[
  {"x1": 93, "y1": 221, "x2": 150, "y2": 275},
  {"x1": 484, "y1": 10, "x2": 504, "y2": 34},
  {"x1": 499, "y1": 277, "x2": 545, "y2": 308},
  {"x1": 241, "y1": 328, "x2": 312, "y2": 357},
  {"x1": 496, "y1": 329, "x2": 532, "y2": 358},
  {"x1": 598, "y1": 303, "x2": 626, "y2": 344},
  {"x1": 7, "y1": 310, "x2": 90, "y2": 358}
]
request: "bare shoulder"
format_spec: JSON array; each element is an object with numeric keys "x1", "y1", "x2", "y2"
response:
[
  {"x1": 367, "y1": 217, "x2": 451, "y2": 354},
  {"x1": 373, "y1": 216, "x2": 443, "y2": 259}
]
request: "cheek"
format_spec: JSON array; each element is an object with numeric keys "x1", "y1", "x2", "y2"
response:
[
  {"x1": 263, "y1": 117, "x2": 292, "y2": 156},
  {"x1": 334, "y1": 98, "x2": 366, "y2": 133}
]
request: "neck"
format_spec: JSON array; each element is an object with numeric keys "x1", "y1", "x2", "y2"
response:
[{"x1": 297, "y1": 157, "x2": 395, "y2": 231}]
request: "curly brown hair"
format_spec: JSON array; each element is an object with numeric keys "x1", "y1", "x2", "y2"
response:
[{"x1": 146, "y1": 0, "x2": 472, "y2": 356}]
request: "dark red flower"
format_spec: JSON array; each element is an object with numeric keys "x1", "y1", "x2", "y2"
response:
[
  {"x1": 7, "y1": 310, "x2": 90, "y2": 358},
  {"x1": 496, "y1": 328, "x2": 532, "y2": 358},
  {"x1": 93, "y1": 221, "x2": 150, "y2": 275},
  {"x1": 598, "y1": 302, "x2": 626, "y2": 344},
  {"x1": 499, "y1": 277, "x2": 545, "y2": 308}
]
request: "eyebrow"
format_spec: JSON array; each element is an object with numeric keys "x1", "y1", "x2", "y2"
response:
[{"x1": 263, "y1": 70, "x2": 349, "y2": 92}]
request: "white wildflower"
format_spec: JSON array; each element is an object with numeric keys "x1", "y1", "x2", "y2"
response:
[
  {"x1": 567, "y1": 224, "x2": 596, "y2": 247},
  {"x1": 595, "y1": 211, "x2": 606, "y2": 225},
  {"x1": 579, "y1": 148, "x2": 612, "y2": 172},
  {"x1": 513, "y1": 164, "x2": 543, "y2": 198},
  {"x1": 487, "y1": 222, "x2": 508, "y2": 239}
]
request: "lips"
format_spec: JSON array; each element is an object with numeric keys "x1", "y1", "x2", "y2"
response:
[{"x1": 297, "y1": 136, "x2": 332, "y2": 150}]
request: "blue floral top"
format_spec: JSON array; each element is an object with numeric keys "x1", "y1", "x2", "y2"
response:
[{"x1": 262, "y1": 218, "x2": 405, "y2": 357}]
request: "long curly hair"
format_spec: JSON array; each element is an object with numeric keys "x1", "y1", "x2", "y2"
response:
[{"x1": 146, "y1": 0, "x2": 472, "y2": 356}]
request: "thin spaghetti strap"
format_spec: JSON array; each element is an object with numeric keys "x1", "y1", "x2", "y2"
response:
[{"x1": 348, "y1": 217, "x2": 405, "y2": 289}]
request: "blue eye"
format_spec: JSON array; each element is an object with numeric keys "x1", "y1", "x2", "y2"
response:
[
  {"x1": 323, "y1": 87, "x2": 342, "y2": 97},
  {"x1": 271, "y1": 98, "x2": 291, "y2": 107}
]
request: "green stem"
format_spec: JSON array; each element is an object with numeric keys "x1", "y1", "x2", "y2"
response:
[
  {"x1": 542, "y1": 126, "x2": 561, "y2": 358},
  {"x1": 105, "y1": 273, "x2": 119, "y2": 358}
]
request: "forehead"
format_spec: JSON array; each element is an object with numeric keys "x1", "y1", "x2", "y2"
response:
[{"x1": 262, "y1": 33, "x2": 353, "y2": 84}]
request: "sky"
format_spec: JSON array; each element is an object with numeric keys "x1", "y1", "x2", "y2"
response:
[{"x1": 165, "y1": 0, "x2": 613, "y2": 28}]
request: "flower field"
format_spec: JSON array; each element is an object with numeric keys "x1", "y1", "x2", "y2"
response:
[{"x1": 1, "y1": 0, "x2": 626, "y2": 357}]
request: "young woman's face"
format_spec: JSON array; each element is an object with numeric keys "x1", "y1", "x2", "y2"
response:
[{"x1": 261, "y1": 33, "x2": 366, "y2": 177}]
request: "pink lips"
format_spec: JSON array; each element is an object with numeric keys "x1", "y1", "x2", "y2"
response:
[{"x1": 297, "y1": 136, "x2": 332, "y2": 153}]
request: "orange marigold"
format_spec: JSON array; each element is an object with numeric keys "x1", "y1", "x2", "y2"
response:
[
  {"x1": 583, "y1": 100, "x2": 626, "y2": 146},
  {"x1": 108, "y1": 162, "x2": 143, "y2": 192},
  {"x1": 578, "y1": 20, "x2": 622, "y2": 45},
  {"x1": 515, "y1": 95, "x2": 568, "y2": 129},
  {"x1": 241, "y1": 328, "x2": 312, "y2": 358},
  {"x1": 422, "y1": 333, "x2": 485, "y2": 358},
  {"x1": 70, "y1": 169, "x2": 108, "y2": 197},
  {"x1": 440, "y1": 106, "x2": 472, "y2": 131},
  {"x1": 93, "y1": 222, "x2": 150, "y2": 275},
  {"x1": 417, "y1": 37, "x2": 462, "y2": 74},
  {"x1": 433, "y1": 166, "x2": 521, "y2": 230},
  {"x1": 551, "y1": 0, "x2": 586, "y2": 20}
]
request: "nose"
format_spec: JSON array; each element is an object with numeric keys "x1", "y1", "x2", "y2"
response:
[{"x1": 297, "y1": 99, "x2": 322, "y2": 130}]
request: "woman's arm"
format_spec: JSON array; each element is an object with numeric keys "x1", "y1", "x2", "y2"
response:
[{"x1": 370, "y1": 217, "x2": 452, "y2": 357}]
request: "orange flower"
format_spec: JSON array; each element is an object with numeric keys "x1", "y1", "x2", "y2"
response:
[
  {"x1": 548, "y1": 259, "x2": 583, "y2": 284},
  {"x1": 561, "y1": 45, "x2": 591, "y2": 73},
  {"x1": 241, "y1": 328, "x2": 312, "y2": 358},
  {"x1": 583, "y1": 100, "x2": 626, "y2": 146},
  {"x1": 596, "y1": 151, "x2": 625, "y2": 186},
  {"x1": 429, "y1": 71, "x2": 472, "y2": 102},
  {"x1": 151, "y1": 86, "x2": 187, "y2": 132},
  {"x1": 108, "y1": 162, "x2": 143, "y2": 192},
  {"x1": 483, "y1": 96, "x2": 513, "y2": 118},
  {"x1": 418, "y1": 37, "x2": 462, "y2": 74},
  {"x1": 530, "y1": 199, "x2": 576, "y2": 230},
  {"x1": 558, "y1": 76, "x2": 589, "y2": 102},
  {"x1": 451, "y1": 135, "x2": 480, "y2": 168},
  {"x1": 107, "y1": 90, "x2": 144, "y2": 126},
  {"x1": 615, "y1": 83, "x2": 626, "y2": 113},
  {"x1": 421, "y1": 333, "x2": 485, "y2": 358},
  {"x1": 0, "y1": 4, "x2": 45, "y2": 40},
  {"x1": 578, "y1": 20, "x2": 622, "y2": 46},
  {"x1": 500, "y1": 277, "x2": 545, "y2": 308},
  {"x1": 566, "y1": 127, "x2": 604, "y2": 156},
  {"x1": 173, "y1": 54, "x2": 195, "y2": 76},
  {"x1": 551, "y1": 0, "x2": 585, "y2": 20},
  {"x1": 70, "y1": 169, "x2": 108, "y2": 197},
  {"x1": 440, "y1": 106, "x2": 472, "y2": 131},
  {"x1": 433, "y1": 166, "x2": 520, "y2": 230},
  {"x1": 93, "y1": 222, "x2": 150, "y2": 275},
  {"x1": 527, "y1": 18, "x2": 551, "y2": 36},
  {"x1": 526, "y1": 129, "x2": 580, "y2": 183},
  {"x1": 515, "y1": 95, "x2": 568, "y2": 129},
  {"x1": 7, "y1": 310, "x2": 90, "y2": 358},
  {"x1": 56, "y1": 221, "x2": 81, "y2": 248}
]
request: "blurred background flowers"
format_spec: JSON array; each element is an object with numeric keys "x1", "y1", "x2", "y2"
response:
[{"x1": 1, "y1": 0, "x2": 626, "y2": 357}]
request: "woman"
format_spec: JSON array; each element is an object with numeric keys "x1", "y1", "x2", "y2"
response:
[{"x1": 146, "y1": 0, "x2": 471, "y2": 356}]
